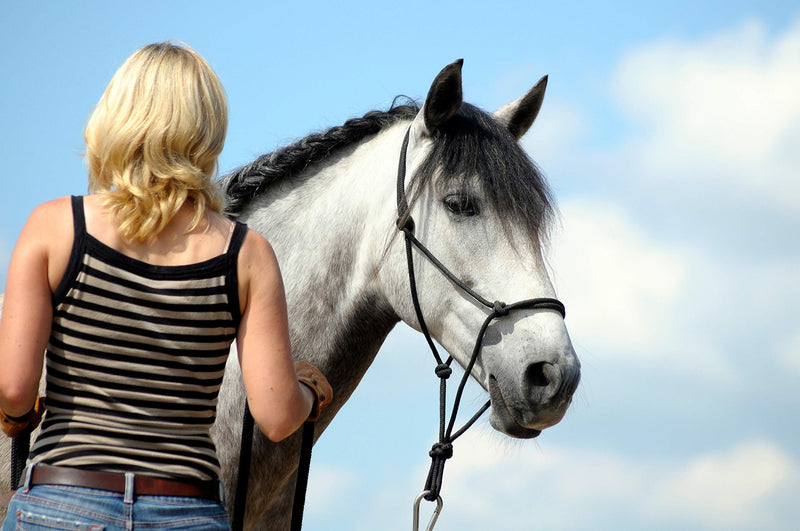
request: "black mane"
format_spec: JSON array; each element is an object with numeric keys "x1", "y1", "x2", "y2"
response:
[
  {"x1": 222, "y1": 100, "x2": 554, "y2": 242},
  {"x1": 222, "y1": 104, "x2": 419, "y2": 215}
]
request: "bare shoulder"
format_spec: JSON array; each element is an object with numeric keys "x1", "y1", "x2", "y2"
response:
[
  {"x1": 20, "y1": 196, "x2": 73, "y2": 246},
  {"x1": 237, "y1": 228, "x2": 285, "y2": 309},
  {"x1": 26, "y1": 196, "x2": 72, "y2": 227},
  {"x1": 239, "y1": 229, "x2": 280, "y2": 273},
  {"x1": 10, "y1": 196, "x2": 74, "y2": 292}
]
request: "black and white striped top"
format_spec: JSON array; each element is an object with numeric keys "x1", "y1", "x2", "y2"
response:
[{"x1": 29, "y1": 196, "x2": 246, "y2": 481}]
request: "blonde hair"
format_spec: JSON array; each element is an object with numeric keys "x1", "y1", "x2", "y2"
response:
[{"x1": 85, "y1": 41, "x2": 228, "y2": 241}]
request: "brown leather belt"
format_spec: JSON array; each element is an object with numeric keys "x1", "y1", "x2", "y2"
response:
[{"x1": 29, "y1": 465, "x2": 221, "y2": 502}]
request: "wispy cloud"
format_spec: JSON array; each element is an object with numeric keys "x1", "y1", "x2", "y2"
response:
[
  {"x1": 550, "y1": 199, "x2": 686, "y2": 355},
  {"x1": 777, "y1": 329, "x2": 800, "y2": 378},
  {"x1": 440, "y1": 431, "x2": 798, "y2": 530},
  {"x1": 611, "y1": 17, "x2": 800, "y2": 213},
  {"x1": 644, "y1": 440, "x2": 796, "y2": 528},
  {"x1": 305, "y1": 463, "x2": 360, "y2": 519}
]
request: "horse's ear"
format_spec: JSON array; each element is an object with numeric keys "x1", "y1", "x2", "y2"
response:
[
  {"x1": 413, "y1": 59, "x2": 464, "y2": 136},
  {"x1": 493, "y1": 75, "x2": 548, "y2": 140}
]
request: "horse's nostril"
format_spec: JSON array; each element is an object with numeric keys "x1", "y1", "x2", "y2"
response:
[
  {"x1": 525, "y1": 362, "x2": 550, "y2": 388},
  {"x1": 525, "y1": 362, "x2": 563, "y2": 404}
]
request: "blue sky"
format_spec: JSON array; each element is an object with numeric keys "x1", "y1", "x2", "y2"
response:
[{"x1": 2, "y1": 2, "x2": 799, "y2": 530}]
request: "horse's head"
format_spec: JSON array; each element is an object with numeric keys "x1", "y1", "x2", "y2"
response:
[{"x1": 386, "y1": 60, "x2": 580, "y2": 439}]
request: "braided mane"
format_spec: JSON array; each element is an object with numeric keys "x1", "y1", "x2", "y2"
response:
[
  {"x1": 222, "y1": 104, "x2": 419, "y2": 216},
  {"x1": 221, "y1": 100, "x2": 554, "y2": 245}
]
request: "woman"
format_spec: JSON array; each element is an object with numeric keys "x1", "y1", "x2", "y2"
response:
[{"x1": 0, "y1": 42, "x2": 331, "y2": 530}]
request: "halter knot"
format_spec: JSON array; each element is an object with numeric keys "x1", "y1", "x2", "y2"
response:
[
  {"x1": 396, "y1": 215, "x2": 415, "y2": 232},
  {"x1": 434, "y1": 363, "x2": 452, "y2": 379},
  {"x1": 429, "y1": 442, "x2": 453, "y2": 460},
  {"x1": 492, "y1": 300, "x2": 509, "y2": 316}
]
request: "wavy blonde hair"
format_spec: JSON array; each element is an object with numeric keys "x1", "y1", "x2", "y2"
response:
[{"x1": 85, "y1": 41, "x2": 227, "y2": 241}]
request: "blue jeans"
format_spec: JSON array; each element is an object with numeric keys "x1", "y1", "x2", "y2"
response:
[{"x1": 2, "y1": 468, "x2": 230, "y2": 530}]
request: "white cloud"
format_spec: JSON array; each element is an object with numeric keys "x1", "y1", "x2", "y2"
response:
[
  {"x1": 522, "y1": 101, "x2": 588, "y2": 170},
  {"x1": 644, "y1": 440, "x2": 795, "y2": 529},
  {"x1": 611, "y1": 17, "x2": 800, "y2": 212},
  {"x1": 441, "y1": 431, "x2": 653, "y2": 529},
  {"x1": 434, "y1": 431, "x2": 798, "y2": 530},
  {"x1": 304, "y1": 463, "x2": 359, "y2": 519},
  {"x1": 549, "y1": 199, "x2": 686, "y2": 356},
  {"x1": 546, "y1": 196, "x2": 800, "y2": 387},
  {"x1": 778, "y1": 330, "x2": 800, "y2": 377}
]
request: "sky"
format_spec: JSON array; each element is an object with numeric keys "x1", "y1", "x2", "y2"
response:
[{"x1": 2, "y1": 1, "x2": 799, "y2": 530}]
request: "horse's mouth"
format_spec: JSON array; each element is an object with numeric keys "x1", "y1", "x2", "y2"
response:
[{"x1": 487, "y1": 376, "x2": 542, "y2": 439}]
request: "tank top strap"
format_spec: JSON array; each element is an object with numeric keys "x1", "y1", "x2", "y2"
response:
[
  {"x1": 225, "y1": 221, "x2": 248, "y2": 327},
  {"x1": 52, "y1": 196, "x2": 89, "y2": 305},
  {"x1": 70, "y1": 195, "x2": 87, "y2": 239},
  {"x1": 227, "y1": 222, "x2": 248, "y2": 258}
]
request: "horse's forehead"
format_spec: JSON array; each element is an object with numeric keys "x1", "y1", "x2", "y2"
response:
[
  {"x1": 418, "y1": 116, "x2": 553, "y2": 246},
  {"x1": 428, "y1": 133, "x2": 534, "y2": 197}
]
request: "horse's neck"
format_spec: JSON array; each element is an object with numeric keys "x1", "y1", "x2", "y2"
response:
[{"x1": 239, "y1": 123, "x2": 407, "y2": 403}]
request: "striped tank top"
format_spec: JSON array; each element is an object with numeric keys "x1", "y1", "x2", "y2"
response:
[{"x1": 29, "y1": 196, "x2": 246, "y2": 481}]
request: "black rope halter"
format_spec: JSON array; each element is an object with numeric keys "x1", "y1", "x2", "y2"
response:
[{"x1": 395, "y1": 127, "x2": 566, "y2": 503}]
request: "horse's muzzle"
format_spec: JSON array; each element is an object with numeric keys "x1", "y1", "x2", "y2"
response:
[{"x1": 487, "y1": 359, "x2": 580, "y2": 439}]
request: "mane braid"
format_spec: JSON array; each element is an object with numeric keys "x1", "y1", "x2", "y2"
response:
[{"x1": 222, "y1": 103, "x2": 419, "y2": 215}]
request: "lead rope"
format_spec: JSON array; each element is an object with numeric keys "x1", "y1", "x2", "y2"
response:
[
  {"x1": 231, "y1": 405, "x2": 314, "y2": 531},
  {"x1": 290, "y1": 421, "x2": 315, "y2": 530},
  {"x1": 10, "y1": 427, "x2": 32, "y2": 490},
  {"x1": 231, "y1": 404, "x2": 254, "y2": 531},
  {"x1": 396, "y1": 128, "x2": 565, "y2": 530},
  {"x1": 397, "y1": 128, "x2": 483, "y2": 526}
]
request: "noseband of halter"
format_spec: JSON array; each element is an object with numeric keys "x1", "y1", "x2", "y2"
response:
[{"x1": 395, "y1": 127, "x2": 566, "y2": 504}]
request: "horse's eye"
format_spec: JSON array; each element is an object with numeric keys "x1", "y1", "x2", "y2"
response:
[{"x1": 443, "y1": 194, "x2": 479, "y2": 217}]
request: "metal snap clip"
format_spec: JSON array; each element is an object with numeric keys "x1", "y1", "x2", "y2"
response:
[{"x1": 412, "y1": 490, "x2": 443, "y2": 531}]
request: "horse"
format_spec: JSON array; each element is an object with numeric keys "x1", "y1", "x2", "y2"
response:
[{"x1": 1, "y1": 60, "x2": 580, "y2": 528}]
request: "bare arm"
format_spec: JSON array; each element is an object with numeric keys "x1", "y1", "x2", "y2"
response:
[
  {"x1": 236, "y1": 230, "x2": 316, "y2": 442},
  {"x1": 0, "y1": 198, "x2": 71, "y2": 417}
]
